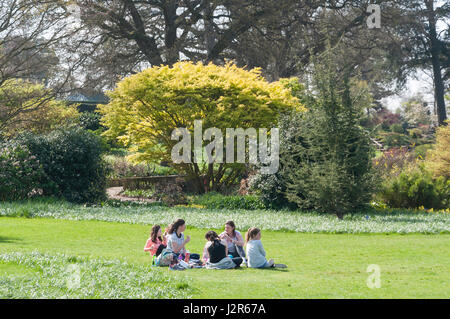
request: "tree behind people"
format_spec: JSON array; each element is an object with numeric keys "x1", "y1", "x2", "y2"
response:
[{"x1": 281, "y1": 46, "x2": 377, "y2": 218}]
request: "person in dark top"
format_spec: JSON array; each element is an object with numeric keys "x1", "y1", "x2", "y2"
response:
[{"x1": 202, "y1": 231, "x2": 242, "y2": 267}]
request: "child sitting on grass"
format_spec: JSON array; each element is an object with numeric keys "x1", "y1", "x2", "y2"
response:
[
  {"x1": 245, "y1": 227, "x2": 287, "y2": 269},
  {"x1": 144, "y1": 225, "x2": 167, "y2": 257}
]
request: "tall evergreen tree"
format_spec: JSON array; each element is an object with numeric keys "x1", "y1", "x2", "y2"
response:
[{"x1": 281, "y1": 46, "x2": 377, "y2": 218}]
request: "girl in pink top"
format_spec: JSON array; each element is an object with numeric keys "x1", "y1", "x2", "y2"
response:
[{"x1": 144, "y1": 225, "x2": 167, "y2": 257}]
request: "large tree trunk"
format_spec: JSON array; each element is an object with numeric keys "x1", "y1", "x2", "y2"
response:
[
  {"x1": 425, "y1": 0, "x2": 447, "y2": 126},
  {"x1": 204, "y1": 2, "x2": 217, "y2": 61},
  {"x1": 123, "y1": 0, "x2": 164, "y2": 66},
  {"x1": 163, "y1": 0, "x2": 179, "y2": 66}
]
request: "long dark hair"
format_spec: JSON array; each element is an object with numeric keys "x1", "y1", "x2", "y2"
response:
[
  {"x1": 151, "y1": 225, "x2": 162, "y2": 243},
  {"x1": 205, "y1": 230, "x2": 219, "y2": 242},
  {"x1": 225, "y1": 220, "x2": 236, "y2": 237},
  {"x1": 168, "y1": 219, "x2": 185, "y2": 234}
]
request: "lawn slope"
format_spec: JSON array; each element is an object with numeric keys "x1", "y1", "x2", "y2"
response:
[{"x1": 1, "y1": 217, "x2": 449, "y2": 298}]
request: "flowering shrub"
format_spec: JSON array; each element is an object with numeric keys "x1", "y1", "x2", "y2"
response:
[
  {"x1": 0, "y1": 79, "x2": 79, "y2": 139},
  {"x1": 0, "y1": 142, "x2": 43, "y2": 201}
]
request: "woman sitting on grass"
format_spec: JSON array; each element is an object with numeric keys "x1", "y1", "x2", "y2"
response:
[
  {"x1": 166, "y1": 219, "x2": 190, "y2": 259},
  {"x1": 245, "y1": 227, "x2": 287, "y2": 269},
  {"x1": 203, "y1": 231, "x2": 242, "y2": 269},
  {"x1": 219, "y1": 220, "x2": 246, "y2": 259},
  {"x1": 144, "y1": 225, "x2": 167, "y2": 257}
]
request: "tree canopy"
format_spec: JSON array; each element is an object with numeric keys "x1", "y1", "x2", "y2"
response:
[
  {"x1": 99, "y1": 61, "x2": 303, "y2": 191},
  {"x1": 0, "y1": 79, "x2": 79, "y2": 138}
]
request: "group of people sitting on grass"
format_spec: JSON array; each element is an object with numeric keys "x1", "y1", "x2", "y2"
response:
[{"x1": 144, "y1": 219, "x2": 287, "y2": 270}]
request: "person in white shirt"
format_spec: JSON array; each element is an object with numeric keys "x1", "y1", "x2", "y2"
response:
[
  {"x1": 219, "y1": 220, "x2": 246, "y2": 259},
  {"x1": 166, "y1": 219, "x2": 190, "y2": 258}
]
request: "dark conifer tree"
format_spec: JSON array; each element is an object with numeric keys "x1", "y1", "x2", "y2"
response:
[{"x1": 281, "y1": 45, "x2": 377, "y2": 218}]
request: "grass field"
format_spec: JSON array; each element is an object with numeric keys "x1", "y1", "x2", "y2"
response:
[{"x1": 1, "y1": 216, "x2": 449, "y2": 298}]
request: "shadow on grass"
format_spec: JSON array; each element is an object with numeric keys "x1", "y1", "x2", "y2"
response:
[
  {"x1": 0, "y1": 236, "x2": 21, "y2": 244},
  {"x1": 240, "y1": 266, "x2": 289, "y2": 272},
  {"x1": 261, "y1": 268, "x2": 289, "y2": 272}
]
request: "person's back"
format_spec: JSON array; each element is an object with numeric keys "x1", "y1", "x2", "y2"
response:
[
  {"x1": 246, "y1": 239, "x2": 267, "y2": 268},
  {"x1": 245, "y1": 228, "x2": 286, "y2": 269},
  {"x1": 207, "y1": 239, "x2": 227, "y2": 263},
  {"x1": 203, "y1": 230, "x2": 243, "y2": 268}
]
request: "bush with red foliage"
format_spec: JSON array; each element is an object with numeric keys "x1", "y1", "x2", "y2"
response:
[{"x1": 372, "y1": 108, "x2": 402, "y2": 130}]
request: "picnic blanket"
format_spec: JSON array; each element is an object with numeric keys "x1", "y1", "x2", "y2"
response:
[
  {"x1": 205, "y1": 256, "x2": 236, "y2": 270},
  {"x1": 154, "y1": 248, "x2": 176, "y2": 267}
]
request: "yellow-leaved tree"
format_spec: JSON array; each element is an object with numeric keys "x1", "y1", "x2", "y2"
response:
[
  {"x1": 0, "y1": 79, "x2": 79, "y2": 138},
  {"x1": 99, "y1": 61, "x2": 303, "y2": 191},
  {"x1": 426, "y1": 121, "x2": 450, "y2": 179}
]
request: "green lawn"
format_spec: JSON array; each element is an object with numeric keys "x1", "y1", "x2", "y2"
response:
[{"x1": 1, "y1": 217, "x2": 449, "y2": 298}]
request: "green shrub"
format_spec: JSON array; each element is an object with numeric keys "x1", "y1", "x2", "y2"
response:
[
  {"x1": 414, "y1": 144, "x2": 433, "y2": 159},
  {"x1": 0, "y1": 142, "x2": 43, "y2": 201},
  {"x1": 191, "y1": 192, "x2": 265, "y2": 210},
  {"x1": 390, "y1": 123, "x2": 404, "y2": 134},
  {"x1": 107, "y1": 148, "x2": 128, "y2": 157},
  {"x1": 18, "y1": 128, "x2": 109, "y2": 203},
  {"x1": 409, "y1": 128, "x2": 423, "y2": 139},
  {"x1": 248, "y1": 172, "x2": 294, "y2": 209},
  {"x1": 378, "y1": 132, "x2": 412, "y2": 148},
  {"x1": 380, "y1": 166, "x2": 449, "y2": 209},
  {"x1": 78, "y1": 112, "x2": 103, "y2": 132}
]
